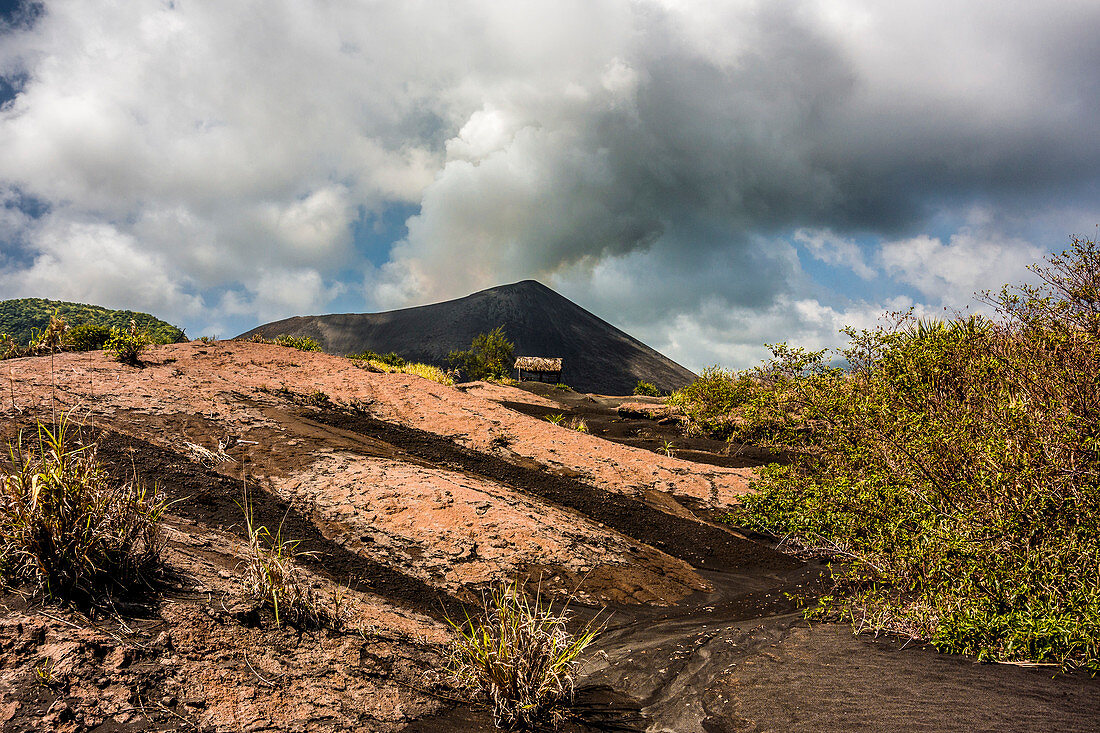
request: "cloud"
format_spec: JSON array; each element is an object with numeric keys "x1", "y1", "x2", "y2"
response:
[
  {"x1": 0, "y1": 217, "x2": 203, "y2": 318},
  {"x1": 219, "y1": 267, "x2": 345, "y2": 323},
  {"x1": 629, "y1": 293, "x2": 943, "y2": 371},
  {"x1": 794, "y1": 229, "x2": 876, "y2": 279},
  {"x1": 880, "y1": 227, "x2": 1045, "y2": 304},
  {"x1": 0, "y1": 1, "x2": 1096, "y2": 367}
]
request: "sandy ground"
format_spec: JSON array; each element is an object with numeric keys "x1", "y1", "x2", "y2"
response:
[{"x1": 0, "y1": 341, "x2": 1097, "y2": 732}]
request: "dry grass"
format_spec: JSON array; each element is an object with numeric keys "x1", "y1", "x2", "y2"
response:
[
  {"x1": 0, "y1": 417, "x2": 166, "y2": 602},
  {"x1": 352, "y1": 357, "x2": 455, "y2": 386},
  {"x1": 447, "y1": 582, "x2": 602, "y2": 729}
]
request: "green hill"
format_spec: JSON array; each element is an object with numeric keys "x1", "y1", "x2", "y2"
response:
[{"x1": 0, "y1": 298, "x2": 186, "y2": 347}]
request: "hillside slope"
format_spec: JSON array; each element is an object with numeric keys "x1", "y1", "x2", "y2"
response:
[
  {"x1": 241, "y1": 280, "x2": 695, "y2": 394},
  {"x1": 0, "y1": 297, "x2": 186, "y2": 345}
]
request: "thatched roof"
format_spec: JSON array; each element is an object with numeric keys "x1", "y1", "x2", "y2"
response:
[{"x1": 514, "y1": 356, "x2": 562, "y2": 372}]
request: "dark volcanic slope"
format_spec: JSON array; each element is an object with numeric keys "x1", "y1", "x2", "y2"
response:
[{"x1": 240, "y1": 280, "x2": 696, "y2": 394}]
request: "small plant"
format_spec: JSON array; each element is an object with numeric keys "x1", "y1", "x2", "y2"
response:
[
  {"x1": 447, "y1": 582, "x2": 602, "y2": 729},
  {"x1": 28, "y1": 314, "x2": 69, "y2": 356},
  {"x1": 304, "y1": 389, "x2": 331, "y2": 406},
  {"x1": 544, "y1": 413, "x2": 566, "y2": 426},
  {"x1": 62, "y1": 323, "x2": 111, "y2": 352},
  {"x1": 104, "y1": 321, "x2": 151, "y2": 365},
  {"x1": 34, "y1": 658, "x2": 57, "y2": 688},
  {"x1": 567, "y1": 417, "x2": 589, "y2": 433},
  {"x1": 661, "y1": 440, "x2": 675, "y2": 457},
  {"x1": 633, "y1": 380, "x2": 662, "y2": 397},
  {"x1": 554, "y1": 383, "x2": 572, "y2": 392},
  {"x1": 239, "y1": 495, "x2": 320, "y2": 628},
  {"x1": 248, "y1": 333, "x2": 271, "y2": 343},
  {"x1": 273, "y1": 334, "x2": 323, "y2": 352},
  {"x1": 0, "y1": 417, "x2": 166, "y2": 602},
  {"x1": 0, "y1": 333, "x2": 19, "y2": 360},
  {"x1": 347, "y1": 352, "x2": 456, "y2": 385},
  {"x1": 196, "y1": 335, "x2": 217, "y2": 344}
]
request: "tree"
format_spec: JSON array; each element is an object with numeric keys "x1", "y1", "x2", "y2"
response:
[{"x1": 448, "y1": 325, "x2": 515, "y2": 381}]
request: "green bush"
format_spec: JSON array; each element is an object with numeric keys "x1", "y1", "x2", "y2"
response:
[
  {"x1": 0, "y1": 419, "x2": 166, "y2": 602},
  {"x1": 448, "y1": 325, "x2": 515, "y2": 381},
  {"x1": 104, "y1": 327, "x2": 151, "y2": 364},
  {"x1": 669, "y1": 366, "x2": 762, "y2": 438},
  {"x1": 728, "y1": 237, "x2": 1100, "y2": 673},
  {"x1": 633, "y1": 380, "x2": 662, "y2": 397},
  {"x1": 273, "y1": 334, "x2": 323, "y2": 352},
  {"x1": 348, "y1": 350, "x2": 406, "y2": 368},
  {"x1": 63, "y1": 323, "x2": 112, "y2": 352}
]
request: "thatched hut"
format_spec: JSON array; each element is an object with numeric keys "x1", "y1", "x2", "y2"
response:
[{"x1": 514, "y1": 356, "x2": 563, "y2": 384}]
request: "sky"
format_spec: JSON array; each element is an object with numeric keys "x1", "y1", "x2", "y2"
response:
[{"x1": 0, "y1": 0, "x2": 1098, "y2": 371}]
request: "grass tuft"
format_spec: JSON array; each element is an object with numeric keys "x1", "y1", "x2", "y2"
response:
[
  {"x1": 350, "y1": 356, "x2": 455, "y2": 385},
  {"x1": 401, "y1": 361, "x2": 456, "y2": 386},
  {"x1": 0, "y1": 417, "x2": 166, "y2": 603},
  {"x1": 238, "y1": 495, "x2": 323, "y2": 628},
  {"x1": 447, "y1": 581, "x2": 601, "y2": 729}
]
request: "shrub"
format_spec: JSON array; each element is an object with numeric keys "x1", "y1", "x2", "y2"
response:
[
  {"x1": 671, "y1": 366, "x2": 761, "y2": 438},
  {"x1": 273, "y1": 334, "x2": 323, "y2": 352},
  {"x1": 0, "y1": 419, "x2": 166, "y2": 602},
  {"x1": 239, "y1": 496, "x2": 321, "y2": 628},
  {"x1": 567, "y1": 417, "x2": 589, "y2": 433},
  {"x1": 104, "y1": 325, "x2": 151, "y2": 364},
  {"x1": 447, "y1": 582, "x2": 601, "y2": 729},
  {"x1": 633, "y1": 380, "x2": 662, "y2": 397},
  {"x1": 729, "y1": 237, "x2": 1100, "y2": 673},
  {"x1": 448, "y1": 326, "x2": 515, "y2": 381},
  {"x1": 63, "y1": 323, "x2": 112, "y2": 352},
  {"x1": 348, "y1": 350, "x2": 406, "y2": 368}
]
